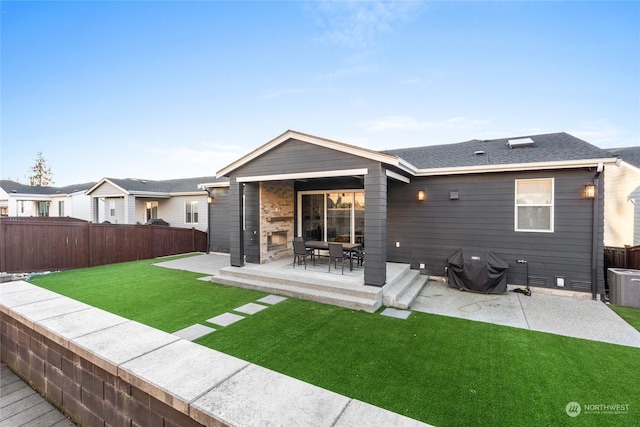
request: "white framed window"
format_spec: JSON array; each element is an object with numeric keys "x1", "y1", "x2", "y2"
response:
[
  {"x1": 185, "y1": 201, "x2": 199, "y2": 224},
  {"x1": 146, "y1": 201, "x2": 158, "y2": 221},
  {"x1": 515, "y1": 178, "x2": 554, "y2": 232},
  {"x1": 109, "y1": 200, "x2": 116, "y2": 217},
  {"x1": 58, "y1": 201, "x2": 65, "y2": 217}
]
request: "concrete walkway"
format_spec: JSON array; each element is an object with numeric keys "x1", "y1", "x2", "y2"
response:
[
  {"x1": 1, "y1": 363, "x2": 76, "y2": 427},
  {"x1": 411, "y1": 280, "x2": 640, "y2": 348},
  {"x1": 156, "y1": 253, "x2": 640, "y2": 348}
]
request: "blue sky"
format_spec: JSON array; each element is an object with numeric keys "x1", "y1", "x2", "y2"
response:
[{"x1": 1, "y1": 1, "x2": 638, "y2": 186}]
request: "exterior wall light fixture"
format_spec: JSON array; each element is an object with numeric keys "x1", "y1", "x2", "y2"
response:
[
  {"x1": 417, "y1": 190, "x2": 426, "y2": 201},
  {"x1": 583, "y1": 184, "x2": 596, "y2": 199}
]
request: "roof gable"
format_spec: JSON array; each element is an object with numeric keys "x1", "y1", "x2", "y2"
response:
[
  {"x1": 217, "y1": 130, "x2": 402, "y2": 177},
  {"x1": 86, "y1": 176, "x2": 227, "y2": 196}
]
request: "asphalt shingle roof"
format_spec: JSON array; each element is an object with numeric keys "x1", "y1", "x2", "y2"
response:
[
  {"x1": 104, "y1": 176, "x2": 228, "y2": 193},
  {"x1": 383, "y1": 132, "x2": 613, "y2": 169},
  {"x1": 0, "y1": 180, "x2": 95, "y2": 195},
  {"x1": 608, "y1": 147, "x2": 640, "y2": 169}
]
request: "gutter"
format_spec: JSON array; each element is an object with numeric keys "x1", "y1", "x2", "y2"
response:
[{"x1": 414, "y1": 158, "x2": 618, "y2": 176}]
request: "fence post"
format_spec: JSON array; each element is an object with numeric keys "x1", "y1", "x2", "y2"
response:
[{"x1": 0, "y1": 220, "x2": 6, "y2": 272}]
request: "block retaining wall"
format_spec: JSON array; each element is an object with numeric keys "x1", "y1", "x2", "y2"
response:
[
  {"x1": 0, "y1": 281, "x2": 430, "y2": 427},
  {"x1": 0, "y1": 311, "x2": 213, "y2": 427}
]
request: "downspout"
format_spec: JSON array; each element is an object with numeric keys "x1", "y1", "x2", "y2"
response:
[{"x1": 591, "y1": 163, "x2": 603, "y2": 301}]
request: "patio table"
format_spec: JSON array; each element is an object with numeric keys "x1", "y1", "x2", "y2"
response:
[{"x1": 305, "y1": 241, "x2": 362, "y2": 271}]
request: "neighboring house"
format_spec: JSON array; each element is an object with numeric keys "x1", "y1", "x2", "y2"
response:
[
  {"x1": 214, "y1": 130, "x2": 617, "y2": 298},
  {"x1": 85, "y1": 176, "x2": 229, "y2": 233},
  {"x1": 0, "y1": 180, "x2": 96, "y2": 219},
  {"x1": 605, "y1": 147, "x2": 640, "y2": 247}
]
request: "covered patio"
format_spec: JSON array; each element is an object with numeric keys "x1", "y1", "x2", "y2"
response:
[{"x1": 216, "y1": 130, "x2": 414, "y2": 289}]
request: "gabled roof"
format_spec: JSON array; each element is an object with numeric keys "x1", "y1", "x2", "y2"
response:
[
  {"x1": 217, "y1": 129, "x2": 404, "y2": 177},
  {"x1": 86, "y1": 176, "x2": 228, "y2": 196},
  {"x1": 608, "y1": 147, "x2": 640, "y2": 170},
  {"x1": 384, "y1": 132, "x2": 612, "y2": 168},
  {"x1": 0, "y1": 180, "x2": 95, "y2": 196}
]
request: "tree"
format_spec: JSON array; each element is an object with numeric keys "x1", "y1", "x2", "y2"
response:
[{"x1": 28, "y1": 151, "x2": 54, "y2": 186}]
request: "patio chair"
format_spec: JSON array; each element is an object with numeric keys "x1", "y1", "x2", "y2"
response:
[
  {"x1": 351, "y1": 247, "x2": 365, "y2": 267},
  {"x1": 293, "y1": 238, "x2": 314, "y2": 269},
  {"x1": 328, "y1": 243, "x2": 350, "y2": 274}
]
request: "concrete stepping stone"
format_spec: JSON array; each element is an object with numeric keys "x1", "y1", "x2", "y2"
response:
[
  {"x1": 173, "y1": 324, "x2": 216, "y2": 341},
  {"x1": 235, "y1": 303, "x2": 268, "y2": 315},
  {"x1": 197, "y1": 276, "x2": 215, "y2": 282},
  {"x1": 206, "y1": 312, "x2": 245, "y2": 327},
  {"x1": 258, "y1": 295, "x2": 288, "y2": 305},
  {"x1": 380, "y1": 308, "x2": 412, "y2": 320}
]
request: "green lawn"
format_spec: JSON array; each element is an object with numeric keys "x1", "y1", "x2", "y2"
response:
[
  {"x1": 608, "y1": 304, "x2": 640, "y2": 332},
  {"x1": 29, "y1": 258, "x2": 639, "y2": 427}
]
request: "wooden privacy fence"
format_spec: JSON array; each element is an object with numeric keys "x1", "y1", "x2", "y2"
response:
[
  {"x1": 604, "y1": 245, "x2": 640, "y2": 271},
  {"x1": 0, "y1": 217, "x2": 208, "y2": 273}
]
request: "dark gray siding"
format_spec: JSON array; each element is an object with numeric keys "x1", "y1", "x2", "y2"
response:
[
  {"x1": 235, "y1": 139, "x2": 378, "y2": 176},
  {"x1": 229, "y1": 179, "x2": 244, "y2": 267},
  {"x1": 387, "y1": 168, "x2": 604, "y2": 292},
  {"x1": 244, "y1": 183, "x2": 260, "y2": 263},
  {"x1": 209, "y1": 187, "x2": 230, "y2": 253}
]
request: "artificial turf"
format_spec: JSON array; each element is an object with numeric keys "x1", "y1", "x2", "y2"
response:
[
  {"x1": 28, "y1": 257, "x2": 639, "y2": 427},
  {"x1": 608, "y1": 304, "x2": 640, "y2": 332}
]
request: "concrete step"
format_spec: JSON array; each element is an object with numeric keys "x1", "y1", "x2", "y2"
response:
[
  {"x1": 382, "y1": 266, "x2": 418, "y2": 306},
  {"x1": 395, "y1": 275, "x2": 429, "y2": 309},
  {"x1": 212, "y1": 275, "x2": 382, "y2": 313},
  {"x1": 382, "y1": 268, "x2": 428, "y2": 309},
  {"x1": 217, "y1": 266, "x2": 380, "y2": 301}
]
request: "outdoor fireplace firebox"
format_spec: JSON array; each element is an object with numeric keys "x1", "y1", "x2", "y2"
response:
[{"x1": 267, "y1": 231, "x2": 288, "y2": 251}]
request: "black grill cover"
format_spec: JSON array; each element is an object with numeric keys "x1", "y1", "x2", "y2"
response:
[{"x1": 447, "y1": 248, "x2": 509, "y2": 294}]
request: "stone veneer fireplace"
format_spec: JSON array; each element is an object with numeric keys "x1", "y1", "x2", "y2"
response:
[{"x1": 260, "y1": 180, "x2": 294, "y2": 263}]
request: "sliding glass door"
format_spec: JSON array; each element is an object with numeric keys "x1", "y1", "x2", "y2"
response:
[{"x1": 299, "y1": 190, "x2": 364, "y2": 246}]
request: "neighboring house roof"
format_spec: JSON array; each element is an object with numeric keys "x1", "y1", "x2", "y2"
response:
[
  {"x1": 384, "y1": 132, "x2": 614, "y2": 173},
  {"x1": 86, "y1": 176, "x2": 229, "y2": 196},
  {"x1": 0, "y1": 180, "x2": 95, "y2": 196},
  {"x1": 608, "y1": 147, "x2": 640, "y2": 170}
]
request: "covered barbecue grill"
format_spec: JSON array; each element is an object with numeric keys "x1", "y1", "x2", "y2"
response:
[{"x1": 447, "y1": 247, "x2": 509, "y2": 294}]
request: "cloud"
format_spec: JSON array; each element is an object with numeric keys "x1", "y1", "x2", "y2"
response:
[
  {"x1": 363, "y1": 115, "x2": 491, "y2": 132},
  {"x1": 311, "y1": 1, "x2": 425, "y2": 49},
  {"x1": 568, "y1": 119, "x2": 626, "y2": 148},
  {"x1": 145, "y1": 143, "x2": 248, "y2": 177},
  {"x1": 262, "y1": 87, "x2": 311, "y2": 99}
]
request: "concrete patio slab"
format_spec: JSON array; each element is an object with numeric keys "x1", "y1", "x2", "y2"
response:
[
  {"x1": 336, "y1": 399, "x2": 433, "y2": 427},
  {"x1": 234, "y1": 302, "x2": 268, "y2": 315},
  {"x1": 206, "y1": 312, "x2": 245, "y2": 327},
  {"x1": 154, "y1": 253, "x2": 230, "y2": 276},
  {"x1": 71, "y1": 321, "x2": 180, "y2": 374},
  {"x1": 380, "y1": 307, "x2": 412, "y2": 320},
  {"x1": 411, "y1": 281, "x2": 529, "y2": 329},
  {"x1": 172, "y1": 324, "x2": 216, "y2": 341},
  {"x1": 191, "y1": 363, "x2": 350, "y2": 427},
  {"x1": 119, "y1": 340, "x2": 249, "y2": 414},
  {"x1": 411, "y1": 281, "x2": 640, "y2": 347},
  {"x1": 257, "y1": 294, "x2": 288, "y2": 305},
  {"x1": 518, "y1": 292, "x2": 640, "y2": 347}
]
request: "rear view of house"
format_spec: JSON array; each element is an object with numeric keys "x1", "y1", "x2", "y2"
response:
[{"x1": 215, "y1": 130, "x2": 617, "y2": 298}]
